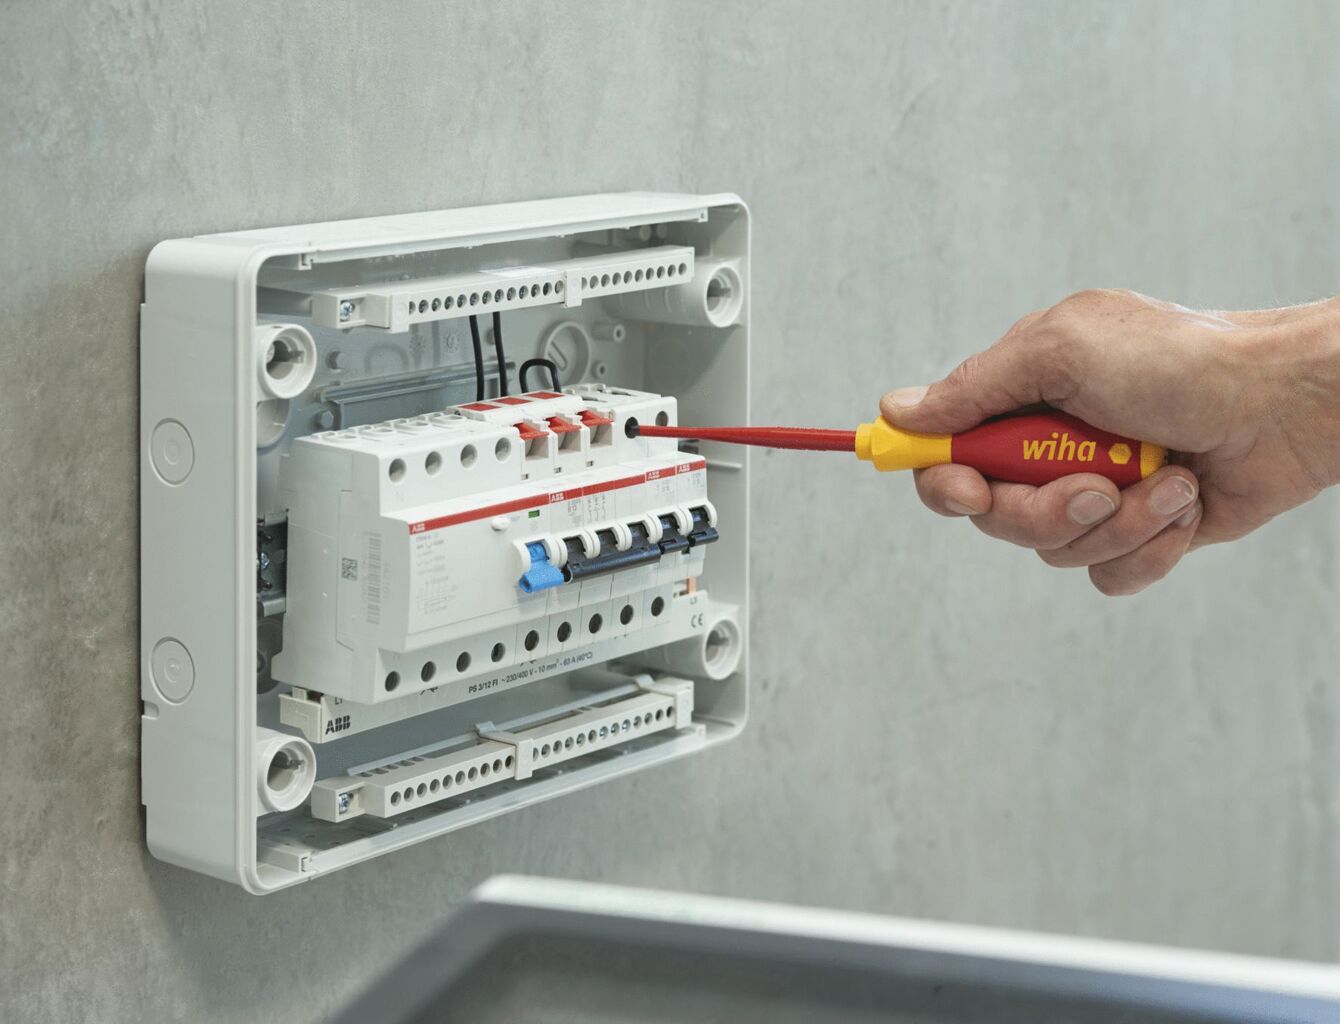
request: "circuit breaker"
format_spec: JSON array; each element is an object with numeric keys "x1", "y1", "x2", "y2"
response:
[{"x1": 140, "y1": 193, "x2": 749, "y2": 892}]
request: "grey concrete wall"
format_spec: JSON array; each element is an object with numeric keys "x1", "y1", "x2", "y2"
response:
[{"x1": 3, "y1": 1, "x2": 1338, "y2": 1020}]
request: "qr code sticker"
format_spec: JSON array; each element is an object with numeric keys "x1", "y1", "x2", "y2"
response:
[{"x1": 341, "y1": 558, "x2": 358, "y2": 580}]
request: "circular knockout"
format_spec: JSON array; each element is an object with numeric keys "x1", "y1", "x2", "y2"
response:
[
  {"x1": 149, "y1": 420, "x2": 195, "y2": 485},
  {"x1": 539, "y1": 320, "x2": 593, "y2": 384},
  {"x1": 150, "y1": 637, "x2": 196, "y2": 703}
]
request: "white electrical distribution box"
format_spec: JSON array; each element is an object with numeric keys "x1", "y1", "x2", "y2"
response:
[{"x1": 140, "y1": 193, "x2": 749, "y2": 892}]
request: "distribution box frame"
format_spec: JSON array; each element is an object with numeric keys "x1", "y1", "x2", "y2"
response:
[{"x1": 140, "y1": 193, "x2": 750, "y2": 892}]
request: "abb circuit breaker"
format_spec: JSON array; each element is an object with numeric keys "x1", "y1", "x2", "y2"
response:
[{"x1": 140, "y1": 193, "x2": 749, "y2": 892}]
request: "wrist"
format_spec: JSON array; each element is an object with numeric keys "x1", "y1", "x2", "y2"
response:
[{"x1": 1247, "y1": 298, "x2": 1340, "y2": 490}]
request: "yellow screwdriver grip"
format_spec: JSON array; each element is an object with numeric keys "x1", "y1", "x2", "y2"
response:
[{"x1": 854, "y1": 418, "x2": 952, "y2": 472}]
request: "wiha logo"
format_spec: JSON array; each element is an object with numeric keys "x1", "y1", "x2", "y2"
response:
[
  {"x1": 324, "y1": 714, "x2": 351, "y2": 736},
  {"x1": 1021, "y1": 432, "x2": 1098, "y2": 463}
]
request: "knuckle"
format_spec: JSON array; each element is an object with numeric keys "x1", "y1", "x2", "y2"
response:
[
  {"x1": 939, "y1": 354, "x2": 998, "y2": 421},
  {"x1": 1030, "y1": 531, "x2": 1074, "y2": 552},
  {"x1": 1023, "y1": 320, "x2": 1086, "y2": 401},
  {"x1": 1006, "y1": 525, "x2": 1060, "y2": 550},
  {"x1": 1062, "y1": 287, "x2": 1136, "y2": 310},
  {"x1": 1138, "y1": 549, "x2": 1180, "y2": 588},
  {"x1": 977, "y1": 507, "x2": 1066, "y2": 550},
  {"x1": 1101, "y1": 287, "x2": 1150, "y2": 306},
  {"x1": 1018, "y1": 498, "x2": 1074, "y2": 550},
  {"x1": 1097, "y1": 515, "x2": 1141, "y2": 548},
  {"x1": 1037, "y1": 546, "x2": 1074, "y2": 568},
  {"x1": 918, "y1": 492, "x2": 955, "y2": 518},
  {"x1": 944, "y1": 352, "x2": 986, "y2": 391},
  {"x1": 915, "y1": 485, "x2": 961, "y2": 519},
  {"x1": 975, "y1": 522, "x2": 1047, "y2": 550},
  {"x1": 1089, "y1": 538, "x2": 1181, "y2": 596},
  {"x1": 1061, "y1": 287, "x2": 1108, "y2": 309},
  {"x1": 1000, "y1": 308, "x2": 1046, "y2": 342},
  {"x1": 913, "y1": 467, "x2": 948, "y2": 499},
  {"x1": 1088, "y1": 565, "x2": 1141, "y2": 597},
  {"x1": 1039, "y1": 341, "x2": 1083, "y2": 400}
]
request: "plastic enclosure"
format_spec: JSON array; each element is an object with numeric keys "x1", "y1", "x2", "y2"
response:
[{"x1": 140, "y1": 193, "x2": 750, "y2": 892}]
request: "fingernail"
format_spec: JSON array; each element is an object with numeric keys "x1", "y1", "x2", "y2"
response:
[
  {"x1": 1175, "y1": 500, "x2": 1202, "y2": 529},
  {"x1": 1151, "y1": 476, "x2": 1197, "y2": 515},
  {"x1": 945, "y1": 498, "x2": 983, "y2": 516},
  {"x1": 885, "y1": 385, "x2": 928, "y2": 408},
  {"x1": 1067, "y1": 490, "x2": 1116, "y2": 526}
]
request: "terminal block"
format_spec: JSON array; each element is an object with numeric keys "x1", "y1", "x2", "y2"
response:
[{"x1": 311, "y1": 677, "x2": 693, "y2": 823}]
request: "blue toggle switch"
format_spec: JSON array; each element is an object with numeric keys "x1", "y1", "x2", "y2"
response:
[{"x1": 518, "y1": 541, "x2": 564, "y2": 593}]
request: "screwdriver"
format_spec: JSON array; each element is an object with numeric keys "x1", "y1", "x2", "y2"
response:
[{"x1": 633, "y1": 411, "x2": 1166, "y2": 486}]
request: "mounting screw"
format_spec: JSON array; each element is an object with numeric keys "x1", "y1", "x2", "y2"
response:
[
  {"x1": 257, "y1": 552, "x2": 271, "y2": 572},
  {"x1": 338, "y1": 300, "x2": 354, "y2": 322},
  {"x1": 315, "y1": 407, "x2": 337, "y2": 430},
  {"x1": 337, "y1": 792, "x2": 352, "y2": 814}
]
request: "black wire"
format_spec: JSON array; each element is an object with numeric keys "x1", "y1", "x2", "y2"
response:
[
  {"x1": 491, "y1": 311, "x2": 509, "y2": 396},
  {"x1": 518, "y1": 358, "x2": 561, "y2": 392},
  {"x1": 468, "y1": 314, "x2": 485, "y2": 402}
]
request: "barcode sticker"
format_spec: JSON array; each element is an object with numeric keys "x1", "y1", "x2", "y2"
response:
[{"x1": 363, "y1": 533, "x2": 382, "y2": 626}]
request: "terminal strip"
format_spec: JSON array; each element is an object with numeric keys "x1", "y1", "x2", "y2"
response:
[
  {"x1": 301, "y1": 246, "x2": 695, "y2": 332},
  {"x1": 310, "y1": 678, "x2": 693, "y2": 822}
]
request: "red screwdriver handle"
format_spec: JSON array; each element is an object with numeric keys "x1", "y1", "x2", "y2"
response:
[
  {"x1": 855, "y1": 411, "x2": 1167, "y2": 484},
  {"x1": 951, "y1": 412, "x2": 1165, "y2": 486}
]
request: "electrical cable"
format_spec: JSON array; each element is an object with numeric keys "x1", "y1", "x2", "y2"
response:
[
  {"x1": 468, "y1": 314, "x2": 485, "y2": 402},
  {"x1": 491, "y1": 311, "x2": 509, "y2": 396},
  {"x1": 518, "y1": 358, "x2": 562, "y2": 392}
]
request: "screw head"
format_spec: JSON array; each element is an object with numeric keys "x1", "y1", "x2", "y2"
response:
[
  {"x1": 337, "y1": 792, "x2": 352, "y2": 814},
  {"x1": 338, "y1": 300, "x2": 355, "y2": 322}
]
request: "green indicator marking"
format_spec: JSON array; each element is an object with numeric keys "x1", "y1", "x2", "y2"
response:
[{"x1": 528, "y1": 509, "x2": 540, "y2": 519}]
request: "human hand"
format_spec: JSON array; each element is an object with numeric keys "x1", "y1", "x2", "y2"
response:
[{"x1": 882, "y1": 289, "x2": 1340, "y2": 594}]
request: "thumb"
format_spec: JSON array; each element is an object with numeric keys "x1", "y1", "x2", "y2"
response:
[{"x1": 879, "y1": 336, "x2": 1054, "y2": 435}]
